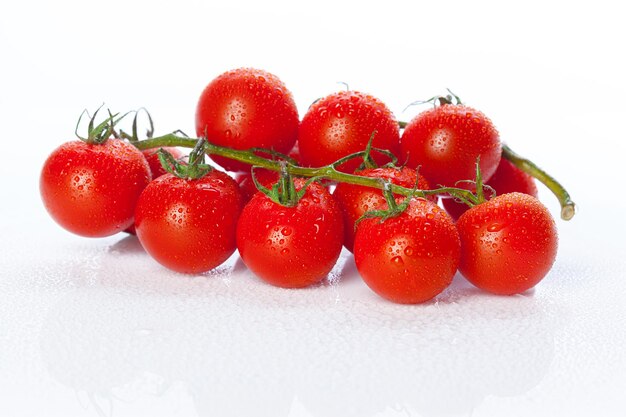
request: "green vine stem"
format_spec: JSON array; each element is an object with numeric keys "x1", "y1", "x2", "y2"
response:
[
  {"x1": 502, "y1": 144, "x2": 575, "y2": 220},
  {"x1": 133, "y1": 134, "x2": 479, "y2": 204}
]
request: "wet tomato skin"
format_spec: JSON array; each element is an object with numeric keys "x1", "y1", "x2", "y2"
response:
[
  {"x1": 135, "y1": 170, "x2": 243, "y2": 274},
  {"x1": 456, "y1": 192, "x2": 558, "y2": 295},
  {"x1": 298, "y1": 90, "x2": 400, "y2": 173},
  {"x1": 400, "y1": 104, "x2": 501, "y2": 187},
  {"x1": 236, "y1": 180, "x2": 344, "y2": 288},
  {"x1": 354, "y1": 198, "x2": 460, "y2": 304},
  {"x1": 195, "y1": 68, "x2": 299, "y2": 172},
  {"x1": 40, "y1": 139, "x2": 151, "y2": 237},
  {"x1": 333, "y1": 166, "x2": 433, "y2": 252}
]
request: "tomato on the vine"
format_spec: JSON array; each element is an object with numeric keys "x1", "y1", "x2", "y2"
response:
[
  {"x1": 135, "y1": 169, "x2": 243, "y2": 274},
  {"x1": 195, "y1": 68, "x2": 299, "y2": 172},
  {"x1": 141, "y1": 147, "x2": 185, "y2": 178},
  {"x1": 125, "y1": 147, "x2": 186, "y2": 235},
  {"x1": 354, "y1": 198, "x2": 460, "y2": 304},
  {"x1": 298, "y1": 90, "x2": 400, "y2": 173},
  {"x1": 236, "y1": 179, "x2": 344, "y2": 288},
  {"x1": 442, "y1": 158, "x2": 538, "y2": 220},
  {"x1": 456, "y1": 192, "x2": 557, "y2": 295},
  {"x1": 40, "y1": 139, "x2": 151, "y2": 237},
  {"x1": 333, "y1": 166, "x2": 433, "y2": 252},
  {"x1": 400, "y1": 102, "x2": 501, "y2": 186}
]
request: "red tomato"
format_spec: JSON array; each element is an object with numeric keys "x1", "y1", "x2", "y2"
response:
[
  {"x1": 457, "y1": 192, "x2": 558, "y2": 295},
  {"x1": 236, "y1": 169, "x2": 280, "y2": 203},
  {"x1": 195, "y1": 68, "x2": 299, "y2": 172},
  {"x1": 442, "y1": 158, "x2": 538, "y2": 220},
  {"x1": 135, "y1": 170, "x2": 243, "y2": 274},
  {"x1": 333, "y1": 166, "x2": 433, "y2": 252},
  {"x1": 298, "y1": 90, "x2": 400, "y2": 173},
  {"x1": 40, "y1": 139, "x2": 151, "y2": 237},
  {"x1": 400, "y1": 103, "x2": 501, "y2": 186},
  {"x1": 236, "y1": 180, "x2": 344, "y2": 288},
  {"x1": 354, "y1": 198, "x2": 460, "y2": 304},
  {"x1": 126, "y1": 147, "x2": 186, "y2": 235}
]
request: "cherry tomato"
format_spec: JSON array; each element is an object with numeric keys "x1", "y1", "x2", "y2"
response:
[
  {"x1": 236, "y1": 168, "x2": 281, "y2": 203},
  {"x1": 400, "y1": 103, "x2": 501, "y2": 186},
  {"x1": 298, "y1": 90, "x2": 400, "y2": 173},
  {"x1": 135, "y1": 170, "x2": 243, "y2": 274},
  {"x1": 126, "y1": 147, "x2": 186, "y2": 235},
  {"x1": 442, "y1": 158, "x2": 538, "y2": 220},
  {"x1": 354, "y1": 198, "x2": 460, "y2": 304},
  {"x1": 236, "y1": 179, "x2": 344, "y2": 288},
  {"x1": 195, "y1": 68, "x2": 300, "y2": 172},
  {"x1": 456, "y1": 192, "x2": 558, "y2": 295},
  {"x1": 333, "y1": 166, "x2": 433, "y2": 252},
  {"x1": 40, "y1": 139, "x2": 151, "y2": 237}
]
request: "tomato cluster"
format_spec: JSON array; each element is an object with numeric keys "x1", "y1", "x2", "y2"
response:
[{"x1": 40, "y1": 68, "x2": 562, "y2": 304}]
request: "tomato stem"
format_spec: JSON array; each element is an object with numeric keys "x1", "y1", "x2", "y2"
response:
[
  {"x1": 133, "y1": 134, "x2": 477, "y2": 204},
  {"x1": 502, "y1": 144, "x2": 576, "y2": 220}
]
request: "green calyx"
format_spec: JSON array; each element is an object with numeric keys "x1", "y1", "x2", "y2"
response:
[
  {"x1": 75, "y1": 106, "x2": 128, "y2": 145},
  {"x1": 355, "y1": 180, "x2": 418, "y2": 226},
  {"x1": 117, "y1": 107, "x2": 154, "y2": 142},
  {"x1": 252, "y1": 162, "x2": 322, "y2": 207},
  {"x1": 158, "y1": 138, "x2": 213, "y2": 180},
  {"x1": 404, "y1": 88, "x2": 463, "y2": 112}
]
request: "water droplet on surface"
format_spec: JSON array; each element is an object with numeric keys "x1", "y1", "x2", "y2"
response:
[{"x1": 391, "y1": 256, "x2": 404, "y2": 266}]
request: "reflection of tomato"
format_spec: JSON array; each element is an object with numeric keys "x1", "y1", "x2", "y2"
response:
[
  {"x1": 400, "y1": 103, "x2": 501, "y2": 186},
  {"x1": 333, "y1": 166, "x2": 433, "y2": 252},
  {"x1": 442, "y1": 158, "x2": 539, "y2": 221},
  {"x1": 354, "y1": 198, "x2": 460, "y2": 304},
  {"x1": 237, "y1": 179, "x2": 344, "y2": 288},
  {"x1": 40, "y1": 139, "x2": 151, "y2": 237},
  {"x1": 457, "y1": 193, "x2": 557, "y2": 295},
  {"x1": 298, "y1": 90, "x2": 400, "y2": 173},
  {"x1": 195, "y1": 68, "x2": 299, "y2": 172},
  {"x1": 135, "y1": 170, "x2": 243, "y2": 274}
]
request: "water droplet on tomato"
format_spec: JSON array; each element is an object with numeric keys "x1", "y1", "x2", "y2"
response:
[
  {"x1": 391, "y1": 256, "x2": 404, "y2": 265},
  {"x1": 487, "y1": 222, "x2": 505, "y2": 232}
]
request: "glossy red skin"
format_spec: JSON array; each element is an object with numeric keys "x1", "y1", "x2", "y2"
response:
[
  {"x1": 40, "y1": 139, "x2": 151, "y2": 237},
  {"x1": 333, "y1": 167, "x2": 433, "y2": 252},
  {"x1": 195, "y1": 68, "x2": 299, "y2": 172},
  {"x1": 135, "y1": 170, "x2": 243, "y2": 274},
  {"x1": 457, "y1": 193, "x2": 558, "y2": 295},
  {"x1": 442, "y1": 158, "x2": 539, "y2": 221},
  {"x1": 237, "y1": 180, "x2": 344, "y2": 288},
  {"x1": 400, "y1": 104, "x2": 501, "y2": 187},
  {"x1": 298, "y1": 90, "x2": 400, "y2": 173},
  {"x1": 354, "y1": 198, "x2": 460, "y2": 304},
  {"x1": 126, "y1": 147, "x2": 186, "y2": 235}
]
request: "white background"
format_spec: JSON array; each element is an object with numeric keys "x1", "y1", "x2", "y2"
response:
[{"x1": 1, "y1": 1, "x2": 625, "y2": 416}]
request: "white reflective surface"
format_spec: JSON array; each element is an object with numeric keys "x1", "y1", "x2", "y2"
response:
[{"x1": 1, "y1": 1, "x2": 626, "y2": 415}]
